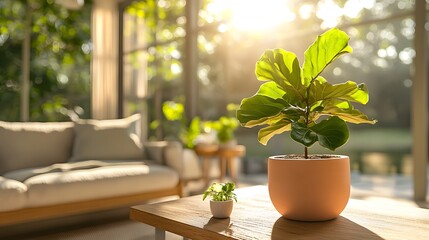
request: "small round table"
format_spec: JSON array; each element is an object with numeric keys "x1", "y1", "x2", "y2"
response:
[
  {"x1": 218, "y1": 145, "x2": 246, "y2": 183},
  {"x1": 194, "y1": 144, "x2": 219, "y2": 186},
  {"x1": 194, "y1": 144, "x2": 246, "y2": 185}
]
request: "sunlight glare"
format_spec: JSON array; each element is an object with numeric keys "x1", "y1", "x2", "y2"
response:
[
  {"x1": 398, "y1": 48, "x2": 415, "y2": 65},
  {"x1": 317, "y1": 0, "x2": 376, "y2": 28},
  {"x1": 361, "y1": 0, "x2": 376, "y2": 9},
  {"x1": 343, "y1": 0, "x2": 363, "y2": 18},
  {"x1": 299, "y1": 4, "x2": 313, "y2": 20},
  {"x1": 217, "y1": 23, "x2": 228, "y2": 33},
  {"x1": 171, "y1": 63, "x2": 182, "y2": 75},
  {"x1": 230, "y1": 0, "x2": 295, "y2": 32},
  {"x1": 317, "y1": 0, "x2": 342, "y2": 29}
]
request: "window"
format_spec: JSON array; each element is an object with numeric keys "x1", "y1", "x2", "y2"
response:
[
  {"x1": 0, "y1": 0, "x2": 92, "y2": 121},
  {"x1": 195, "y1": 0, "x2": 422, "y2": 176},
  {"x1": 120, "y1": 0, "x2": 186, "y2": 139},
  {"x1": 120, "y1": 0, "x2": 428, "y2": 198}
]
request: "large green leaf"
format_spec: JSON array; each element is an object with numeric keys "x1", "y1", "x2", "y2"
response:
[
  {"x1": 255, "y1": 81, "x2": 287, "y2": 98},
  {"x1": 321, "y1": 100, "x2": 377, "y2": 124},
  {"x1": 302, "y1": 28, "x2": 353, "y2": 85},
  {"x1": 311, "y1": 116, "x2": 349, "y2": 150},
  {"x1": 255, "y1": 49, "x2": 305, "y2": 102},
  {"x1": 281, "y1": 105, "x2": 305, "y2": 122},
  {"x1": 258, "y1": 120, "x2": 292, "y2": 145},
  {"x1": 309, "y1": 79, "x2": 369, "y2": 105},
  {"x1": 291, "y1": 116, "x2": 349, "y2": 150},
  {"x1": 291, "y1": 122, "x2": 318, "y2": 147},
  {"x1": 237, "y1": 82, "x2": 288, "y2": 127}
]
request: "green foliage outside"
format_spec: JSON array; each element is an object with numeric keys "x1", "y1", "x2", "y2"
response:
[
  {"x1": 153, "y1": 100, "x2": 241, "y2": 147},
  {"x1": 206, "y1": 116, "x2": 239, "y2": 144},
  {"x1": 204, "y1": 104, "x2": 240, "y2": 144},
  {"x1": 151, "y1": 101, "x2": 201, "y2": 148},
  {"x1": 237, "y1": 28, "x2": 376, "y2": 158},
  {"x1": 0, "y1": 0, "x2": 92, "y2": 121},
  {"x1": 124, "y1": 0, "x2": 186, "y2": 137},
  {"x1": 203, "y1": 182, "x2": 237, "y2": 202}
]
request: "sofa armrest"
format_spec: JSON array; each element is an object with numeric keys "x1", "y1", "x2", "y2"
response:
[
  {"x1": 144, "y1": 141, "x2": 202, "y2": 180},
  {"x1": 144, "y1": 141, "x2": 185, "y2": 176},
  {"x1": 163, "y1": 141, "x2": 184, "y2": 176},
  {"x1": 143, "y1": 141, "x2": 169, "y2": 164},
  {"x1": 164, "y1": 142, "x2": 202, "y2": 180}
]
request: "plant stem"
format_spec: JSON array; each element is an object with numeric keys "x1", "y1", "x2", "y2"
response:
[
  {"x1": 304, "y1": 146, "x2": 308, "y2": 159},
  {"x1": 304, "y1": 94, "x2": 310, "y2": 159}
]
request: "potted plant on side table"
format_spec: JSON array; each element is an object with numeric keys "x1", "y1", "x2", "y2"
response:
[
  {"x1": 237, "y1": 28, "x2": 376, "y2": 221},
  {"x1": 203, "y1": 182, "x2": 237, "y2": 218}
]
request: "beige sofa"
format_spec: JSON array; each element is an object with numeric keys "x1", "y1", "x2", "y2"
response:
[{"x1": 0, "y1": 115, "x2": 200, "y2": 226}]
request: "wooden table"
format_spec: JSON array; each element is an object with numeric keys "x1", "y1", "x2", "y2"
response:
[
  {"x1": 130, "y1": 185, "x2": 429, "y2": 240},
  {"x1": 194, "y1": 145, "x2": 246, "y2": 185}
]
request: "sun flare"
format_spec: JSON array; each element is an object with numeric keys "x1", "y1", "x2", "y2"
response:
[{"x1": 207, "y1": 0, "x2": 295, "y2": 32}]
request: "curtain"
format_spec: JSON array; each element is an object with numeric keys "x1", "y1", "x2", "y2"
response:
[{"x1": 91, "y1": 0, "x2": 119, "y2": 119}]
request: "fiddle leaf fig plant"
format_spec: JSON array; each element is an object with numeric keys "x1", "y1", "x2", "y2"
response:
[{"x1": 237, "y1": 28, "x2": 376, "y2": 158}]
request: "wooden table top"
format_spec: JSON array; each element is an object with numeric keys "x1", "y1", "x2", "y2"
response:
[
  {"x1": 194, "y1": 144, "x2": 246, "y2": 157},
  {"x1": 130, "y1": 185, "x2": 429, "y2": 240}
]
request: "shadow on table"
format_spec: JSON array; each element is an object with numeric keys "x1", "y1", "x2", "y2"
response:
[
  {"x1": 271, "y1": 216, "x2": 384, "y2": 240},
  {"x1": 203, "y1": 217, "x2": 234, "y2": 236}
]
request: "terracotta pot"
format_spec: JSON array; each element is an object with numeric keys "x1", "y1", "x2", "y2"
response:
[
  {"x1": 268, "y1": 155, "x2": 350, "y2": 221},
  {"x1": 210, "y1": 199, "x2": 233, "y2": 218}
]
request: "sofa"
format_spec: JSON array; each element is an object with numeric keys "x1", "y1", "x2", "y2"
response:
[{"x1": 0, "y1": 114, "x2": 202, "y2": 226}]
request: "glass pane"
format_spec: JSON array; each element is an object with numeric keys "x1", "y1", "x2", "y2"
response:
[
  {"x1": 123, "y1": 7, "x2": 147, "y2": 53},
  {"x1": 122, "y1": 0, "x2": 186, "y2": 139},
  {"x1": 123, "y1": 51, "x2": 148, "y2": 116},
  {"x1": 291, "y1": 0, "x2": 415, "y2": 30},
  {"x1": 124, "y1": 0, "x2": 186, "y2": 52},
  {"x1": 198, "y1": 1, "x2": 415, "y2": 182},
  {"x1": 0, "y1": 0, "x2": 91, "y2": 121}
]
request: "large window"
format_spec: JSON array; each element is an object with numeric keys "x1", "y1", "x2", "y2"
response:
[
  {"x1": 121, "y1": 0, "x2": 186, "y2": 139},
  {"x1": 120, "y1": 0, "x2": 427, "y2": 179},
  {"x1": 196, "y1": 0, "x2": 422, "y2": 176},
  {"x1": 0, "y1": 0, "x2": 92, "y2": 121}
]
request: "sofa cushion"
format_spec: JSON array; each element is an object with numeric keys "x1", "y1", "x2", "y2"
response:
[
  {"x1": 0, "y1": 121, "x2": 74, "y2": 175},
  {"x1": 18, "y1": 160, "x2": 179, "y2": 207},
  {"x1": 0, "y1": 177, "x2": 27, "y2": 211},
  {"x1": 69, "y1": 114, "x2": 144, "y2": 162},
  {"x1": 3, "y1": 160, "x2": 145, "y2": 182}
]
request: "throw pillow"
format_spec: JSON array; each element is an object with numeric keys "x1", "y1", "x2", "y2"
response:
[
  {"x1": 69, "y1": 114, "x2": 144, "y2": 162},
  {"x1": 0, "y1": 121, "x2": 74, "y2": 175}
]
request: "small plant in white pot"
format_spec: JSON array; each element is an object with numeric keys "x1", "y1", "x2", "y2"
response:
[
  {"x1": 203, "y1": 182, "x2": 237, "y2": 218},
  {"x1": 237, "y1": 28, "x2": 376, "y2": 221}
]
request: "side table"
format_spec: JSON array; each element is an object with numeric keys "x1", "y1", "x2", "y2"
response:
[
  {"x1": 194, "y1": 144, "x2": 219, "y2": 186},
  {"x1": 218, "y1": 145, "x2": 246, "y2": 183},
  {"x1": 194, "y1": 144, "x2": 246, "y2": 185}
]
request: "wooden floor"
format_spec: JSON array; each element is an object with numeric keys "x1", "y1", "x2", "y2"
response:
[{"x1": 4, "y1": 171, "x2": 429, "y2": 239}]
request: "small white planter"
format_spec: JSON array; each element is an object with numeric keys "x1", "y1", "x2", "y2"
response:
[{"x1": 210, "y1": 199, "x2": 233, "y2": 218}]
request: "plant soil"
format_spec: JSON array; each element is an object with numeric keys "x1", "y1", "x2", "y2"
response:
[{"x1": 275, "y1": 154, "x2": 343, "y2": 159}]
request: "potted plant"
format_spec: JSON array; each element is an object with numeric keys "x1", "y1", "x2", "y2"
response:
[
  {"x1": 203, "y1": 182, "x2": 237, "y2": 218},
  {"x1": 236, "y1": 28, "x2": 376, "y2": 221},
  {"x1": 154, "y1": 100, "x2": 201, "y2": 149},
  {"x1": 204, "y1": 104, "x2": 240, "y2": 148},
  {"x1": 151, "y1": 100, "x2": 203, "y2": 180}
]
